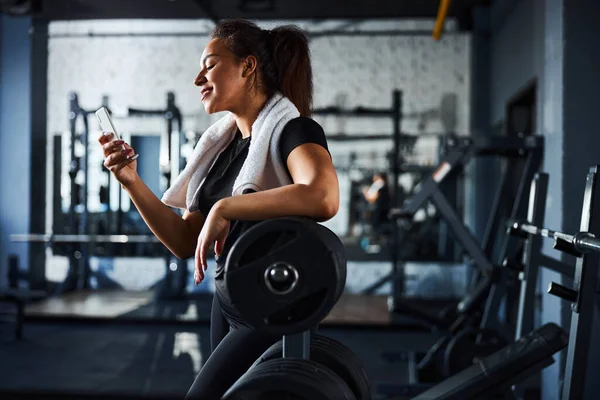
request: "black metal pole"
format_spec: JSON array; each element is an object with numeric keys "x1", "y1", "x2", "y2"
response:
[
  {"x1": 80, "y1": 111, "x2": 90, "y2": 289},
  {"x1": 391, "y1": 90, "x2": 403, "y2": 303},
  {"x1": 165, "y1": 92, "x2": 175, "y2": 190},
  {"x1": 63, "y1": 92, "x2": 81, "y2": 293},
  {"x1": 510, "y1": 221, "x2": 600, "y2": 256}
]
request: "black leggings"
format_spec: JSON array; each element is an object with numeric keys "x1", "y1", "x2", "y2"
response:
[{"x1": 185, "y1": 295, "x2": 280, "y2": 399}]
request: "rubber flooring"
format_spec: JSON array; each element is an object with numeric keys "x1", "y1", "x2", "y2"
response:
[{"x1": 0, "y1": 320, "x2": 438, "y2": 400}]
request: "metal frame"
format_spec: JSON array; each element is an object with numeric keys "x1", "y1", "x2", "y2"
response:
[
  {"x1": 561, "y1": 166, "x2": 600, "y2": 400},
  {"x1": 28, "y1": 19, "x2": 49, "y2": 291},
  {"x1": 513, "y1": 173, "x2": 550, "y2": 339},
  {"x1": 128, "y1": 91, "x2": 184, "y2": 191},
  {"x1": 374, "y1": 136, "x2": 544, "y2": 398},
  {"x1": 312, "y1": 91, "x2": 404, "y2": 269},
  {"x1": 509, "y1": 172, "x2": 551, "y2": 399},
  {"x1": 510, "y1": 166, "x2": 600, "y2": 400},
  {"x1": 127, "y1": 92, "x2": 187, "y2": 299},
  {"x1": 282, "y1": 331, "x2": 311, "y2": 360},
  {"x1": 17, "y1": 91, "x2": 188, "y2": 298},
  {"x1": 51, "y1": 92, "x2": 110, "y2": 294},
  {"x1": 385, "y1": 135, "x2": 543, "y2": 336}
]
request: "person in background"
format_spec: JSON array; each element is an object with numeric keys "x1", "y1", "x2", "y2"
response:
[{"x1": 361, "y1": 172, "x2": 391, "y2": 245}]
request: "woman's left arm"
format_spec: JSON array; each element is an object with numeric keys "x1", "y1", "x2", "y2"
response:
[
  {"x1": 194, "y1": 143, "x2": 339, "y2": 282},
  {"x1": 219, "y1": 143, "x2": 339, "y2": 221}
]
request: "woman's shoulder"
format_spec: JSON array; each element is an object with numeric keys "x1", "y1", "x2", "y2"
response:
[
  {"x1": 283, "y1": 116, "x2": 324, "y2": 135},
  {"x1": 278, "y1": 116, "x2": 329, "y2": 159}
]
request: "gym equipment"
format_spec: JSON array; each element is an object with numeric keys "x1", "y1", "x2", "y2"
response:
[
  {"x1": 313, "y1": 91, "x2": 401, "y2": 264},
  {"x1": 127, "y1": 92, "x2": 188, "y2": 299},
  {"x1": 510, "y1": 222, "x2": 600, "y2": 256},
  {"x1": 226, "y1": 321, "x2": 567, "y2": 400},
  {"x1": 387, "y1": 134, "x2": 543, "y2": 318},
  {"x1": 407, "y1": 323, "x2": 568, "y2": 400},
  {"x1": 224, "y1": 358, "x2": 356, "y2": 400},
  {"x1": 508, "y1": 166, "x2": 600, "y2": 400},
  {"x1": 10, "y1": 233, "x2": 162, "y2": 244},
  {"x1": 49, "y1": 92, "x2": 114, "y2": 294},
  {"x1": 314, "y1": 90, "x2": 455, "y2": 263},
  {"x1": 128, "y1": 91, "x2": 185, "y2": 192},
  {"x1": 222, "y1": 217, "x2": 369, "y2": 400},
  {"x1": 224, "y1": 217, "x2": 346, "y2": 335},
  {"x1": 381, "y1": 169, "x2": 600, "y2": 399},
  {"x1": 372, "y1": 134, "x2": 543, "y2": 321},
  {"x1": 221, "y1": 215, "x2": 570, "y2": 400},
  {"x1": 376, "y1": 134, "x2": 543, "y2": 395},
  {"x1": 12, "y1": 92, "x2": 193, "y2": 300},
  {"x1": 250, "y1": 334, "x2": 371, "y2": 400},
  {"x1": 440, "y1": 326, "x2": 508, "y2": 378}
]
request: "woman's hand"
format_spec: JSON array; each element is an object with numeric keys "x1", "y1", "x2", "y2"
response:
[
  {"x1": 195, "y1": 203, "x2": 231, "y2": 285},
  {"x1": 98, "y1": 132, "x2": 139, "y2": 187}
]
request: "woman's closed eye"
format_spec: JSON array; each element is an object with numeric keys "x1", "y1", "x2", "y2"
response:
[{"x1": 206, "y1": 64, "x2": 215, "y2": 70}]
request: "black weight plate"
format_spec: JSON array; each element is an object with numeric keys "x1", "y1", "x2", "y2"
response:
[
  {"x1": 251, "y1": 334, "x2": 371, "y2": 400},
  {"x1": 309, "y1": 222, "x2": 347, "y2": 302},
  {"x1": 442, "y1": 327, "x2": 509, "y2": 378},
  {"x1": 225, "y1": 217, "x2": 345, "y2": 334},
  {"x1": 226, "y1": 218, "x2": 337, "y2": 332},
  {"x1": 223, "y1": 358, "x2": 356, "y2": 400},
  {"x1": 285, "y1": 219, "x2": 347, "y2": 303}
]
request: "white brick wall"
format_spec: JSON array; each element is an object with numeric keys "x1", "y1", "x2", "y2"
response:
[{"x1": 45, "y1": 19, "x2": 471, "y2": 293}]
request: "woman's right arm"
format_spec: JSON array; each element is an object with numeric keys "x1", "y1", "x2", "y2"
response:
[
  {"x1": 99, "y1": 133, "x2": 203, "y2": 259},
  {"x1": 124, "y1": 177, "x2": 205, "y2": 260}
]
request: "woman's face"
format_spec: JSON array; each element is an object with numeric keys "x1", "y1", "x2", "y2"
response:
[{"x1": 194, "y1": 38, "x2": 248, "y2": 114}]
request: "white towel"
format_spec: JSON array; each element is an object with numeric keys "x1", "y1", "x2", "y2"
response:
[{"x1": 162, "y1": 93, "x2": 300, "y2": 210}]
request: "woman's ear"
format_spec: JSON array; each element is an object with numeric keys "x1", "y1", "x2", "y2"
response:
[{"x1": 242, "y1": 55, "x2": 258, "y2": 78}]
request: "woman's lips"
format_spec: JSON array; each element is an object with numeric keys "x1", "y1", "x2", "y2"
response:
[{"x1": 201, "y1": 88, "x2": 213, "y2": 101}]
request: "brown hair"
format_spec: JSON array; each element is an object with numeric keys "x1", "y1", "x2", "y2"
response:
[{"x1": 211, "y1": 20, "x2": 313, "y2": 117}]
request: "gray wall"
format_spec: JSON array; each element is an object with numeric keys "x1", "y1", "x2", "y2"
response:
[
  {"x1": 540, "y1": 0, "x2": 565, "y2": 398},
  {"x1": 0, "y1": 15, "x2": 32, "y2": 290},
  {"x1": 490, "y1": 0, "x2": 543, "y2": 124},
  {"x1": 489, "y1": 0, "x2": 563, "y2": 397}
]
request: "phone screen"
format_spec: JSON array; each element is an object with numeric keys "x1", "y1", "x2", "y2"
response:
[{"x1": 95, "y1": 107, "x2": 121, "y2": 141}]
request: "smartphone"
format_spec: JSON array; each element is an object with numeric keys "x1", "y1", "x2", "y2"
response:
[
  {"x1": 95, "y1": 107, "x2": 121, "y2": 140},
  {"x1": 95, "y1": 107, "x2": 139, "y2": 160}
]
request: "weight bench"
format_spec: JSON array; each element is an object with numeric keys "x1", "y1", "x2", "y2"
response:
[{"x1": 405, "y1": 323, "x2": 567, "y2": 400}]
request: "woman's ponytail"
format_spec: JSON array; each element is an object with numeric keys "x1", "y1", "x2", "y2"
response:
[
  {"x1": 269, "y1": 26, "x2": 313, "y2": 117},
  {"x1": 212, "y1": 20, "x2": 313, "y2": 116}
]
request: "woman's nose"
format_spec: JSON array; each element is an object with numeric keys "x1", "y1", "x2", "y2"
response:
[{"x1": 194, "y1": 71, "x2": 207, "y2": 87}]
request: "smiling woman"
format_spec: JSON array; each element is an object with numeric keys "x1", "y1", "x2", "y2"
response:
[
  {"x1": 194, "y1": 20, "x2": 313, "y2": 120},
  {"x1": 98, "y1": 18, "x2": 339, "y2": 400}
]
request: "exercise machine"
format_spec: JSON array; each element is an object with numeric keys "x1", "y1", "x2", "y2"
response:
[
  {"x1": 508, "y1": 166, "x2": 600, "y2": 400},
  {"x1": 375, "y1": 134, "x2": 543, "y2": 396}
]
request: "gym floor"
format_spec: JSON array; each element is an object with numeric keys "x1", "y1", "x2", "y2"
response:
[{"x1": 0, "y1": 293, "x2": 438, "y2": 400}]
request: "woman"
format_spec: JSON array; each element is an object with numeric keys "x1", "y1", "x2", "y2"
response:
[{"x1": 98, "y1": 19, "x2": 339, "y2": 399}]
